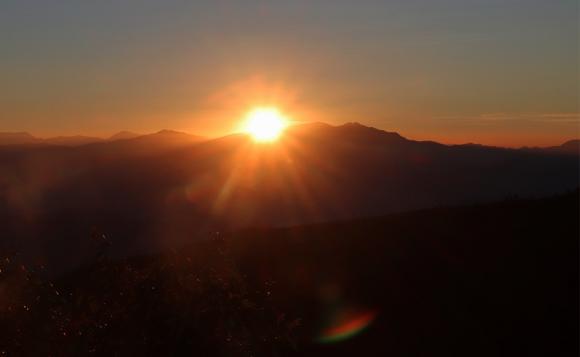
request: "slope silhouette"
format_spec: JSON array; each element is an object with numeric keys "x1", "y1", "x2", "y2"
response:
[{"x1": 0, "y1": 192, "x2": 577, "y2": 356}]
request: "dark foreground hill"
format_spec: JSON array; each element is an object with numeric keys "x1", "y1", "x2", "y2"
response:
[{"x1": 0, "y1": 192, "x2": 577, "y2": 356}]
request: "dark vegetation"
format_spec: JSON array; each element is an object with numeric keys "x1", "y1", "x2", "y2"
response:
[{"x1": 1, "y1": 192, "x2": 577, "y2": 356}]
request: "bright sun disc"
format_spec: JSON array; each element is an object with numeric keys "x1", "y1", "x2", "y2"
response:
[{"x1": 243, "y1": 107, "x2": 288, "y2": 142}]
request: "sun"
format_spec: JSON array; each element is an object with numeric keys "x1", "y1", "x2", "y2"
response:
[{"x1": 243, "y1": 107, "x2": 289, "y2": 142}]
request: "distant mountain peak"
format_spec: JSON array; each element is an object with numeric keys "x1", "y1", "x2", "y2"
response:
[
  {"x1": 108, "y1": 131, "x2": 140, "y2": 141},
  {"x1": 520, "y1": 139, "x2": 580, "y2": 155},
  {"x1": 559, "y1": 139, "x2": 579, "y2": 154},
  {"x1": 155, "y1": 129, "x2": 189, "y2": 136},
  {"x1": 0, "y1": 132, "x2": 40, "y2": 145},
  {"x1": 285, "y1": 122, "x2": 410, "y2": 147},
  {"x1": 341, "y1": 121, "x2": 366, "y2": 128},
  {"x1": 0, "y1": 131, "x2": 36, "y2": 137},
  {"x1": 561, "y1": 139, "x2": 579, "y2": 147},
  {"x1": 337, "y1": 122, "x2": 408, "y2": 142}
]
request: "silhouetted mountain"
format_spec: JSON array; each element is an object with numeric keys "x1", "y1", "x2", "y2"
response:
[
  {"x1": 0, "y1": 132, "x2": 104, "y2": 146},
  {"x1": 108, "y1": 131, "x2": 140, "y2": 141},
  {"x1": 80, "y1": 129, "x2": 205, "y2": 158},
  {"x1": 522, "y1": 139, "x2": 580, "y2": 155},
  {"x1": 0, "y1": 123, "x2": 577, "y2": 274},
  {"x1": 0, "y1": 132, "x2": 40, "y2": 145},
  {"x1": 0, "y1": 130, "x2": 167, "y2": 147},
  {"x1": 44, "y1": 135, "x2": 104, "y2": 146},
  {"x1": 554, "y1": 139, "x2": 579, "y2": 154},
  {"x1": 288, "y1": 122, "x2": 409, "y2": 145}
]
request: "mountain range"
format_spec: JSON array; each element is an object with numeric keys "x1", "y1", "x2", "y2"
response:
[
  {"x1": 0, "y1": 130, "x2": 141, "y2": 146},
  {"x1": 1, "y1": 127, "x2": 578, "y2": 152},
  {"x1": 0, "y1": 122, "x2": 577, "y2": 274}
]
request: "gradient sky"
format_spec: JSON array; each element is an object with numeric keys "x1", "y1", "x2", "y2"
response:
[{"x1": 0, "y1": 0, "x2": 578, "y2": 146}]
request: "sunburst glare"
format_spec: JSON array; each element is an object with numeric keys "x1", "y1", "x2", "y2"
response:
[{"x1": 243, "y1": 107, "x2": 289, "y2": 142}]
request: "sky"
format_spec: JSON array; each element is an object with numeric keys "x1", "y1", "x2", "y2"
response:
[{"x1": 0, "y1": 0, "x2": 578, "y2": 146}]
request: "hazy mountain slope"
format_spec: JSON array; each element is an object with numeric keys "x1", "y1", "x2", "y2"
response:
[
  {"x1": 0, "y1": 132, "x2": 103, "y2": 146},
  {"x1": 44, "y1": 135, "x2": 104, "y2": 146},
  {"x1": 546, "y1": 139, "x2": 579, "y2": 155},
  {"x1": 560, "y1": 139, "x2": 580, "y2": 154},
  {"x1": 155, "y1": 122, "x2": 578, "y2": 226},
  {"x1": 0, "y1": 130, "x2": 186, "y2": 147},
  {"x1": 0, "y1": 132, "x2": 40, "y2": 145},
  {"x1": 0, "y1": 123, "x2": 577, "y2": 273},
  {"x1": 522, "y1": 139, "x2": 580, "y2": 155},
  {"x1": 108, "y1": 131, "x2": 140, "y2": 141}
]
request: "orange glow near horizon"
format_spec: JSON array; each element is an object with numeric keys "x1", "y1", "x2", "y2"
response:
[{"x1": 242, "y1": 107, "x2": 289, "y2": 142}]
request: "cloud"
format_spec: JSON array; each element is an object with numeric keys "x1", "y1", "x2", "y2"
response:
[{"x1": 435, "y1": 112, "x2": 580, "y2": 125}]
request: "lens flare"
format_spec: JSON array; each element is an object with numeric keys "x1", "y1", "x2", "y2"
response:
[{"x1": 317, "y1": 309, "x2": 378, "y2": 343}]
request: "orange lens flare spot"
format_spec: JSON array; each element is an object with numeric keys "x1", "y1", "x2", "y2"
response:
[{"x1": 317, "y1": 309, "x2": 378, "y2": 344}]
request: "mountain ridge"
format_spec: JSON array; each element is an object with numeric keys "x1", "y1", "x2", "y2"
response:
[
  {"x1": 0, "y1": 121, "x2": 577, "y2": 274},
  {"x1": 0, "y1": 129, "x2": 203, "y2": 147},
  {"x1": 1, "y1": 123, "x2": 577, "y2": 150},
  {"x1": 108, "y1": 131, "x2": 140, "y2": 141}
]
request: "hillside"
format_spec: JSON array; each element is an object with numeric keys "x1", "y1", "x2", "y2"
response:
[{"x1": 0, "y1": 192, "x2": 577, "y2": 356}]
